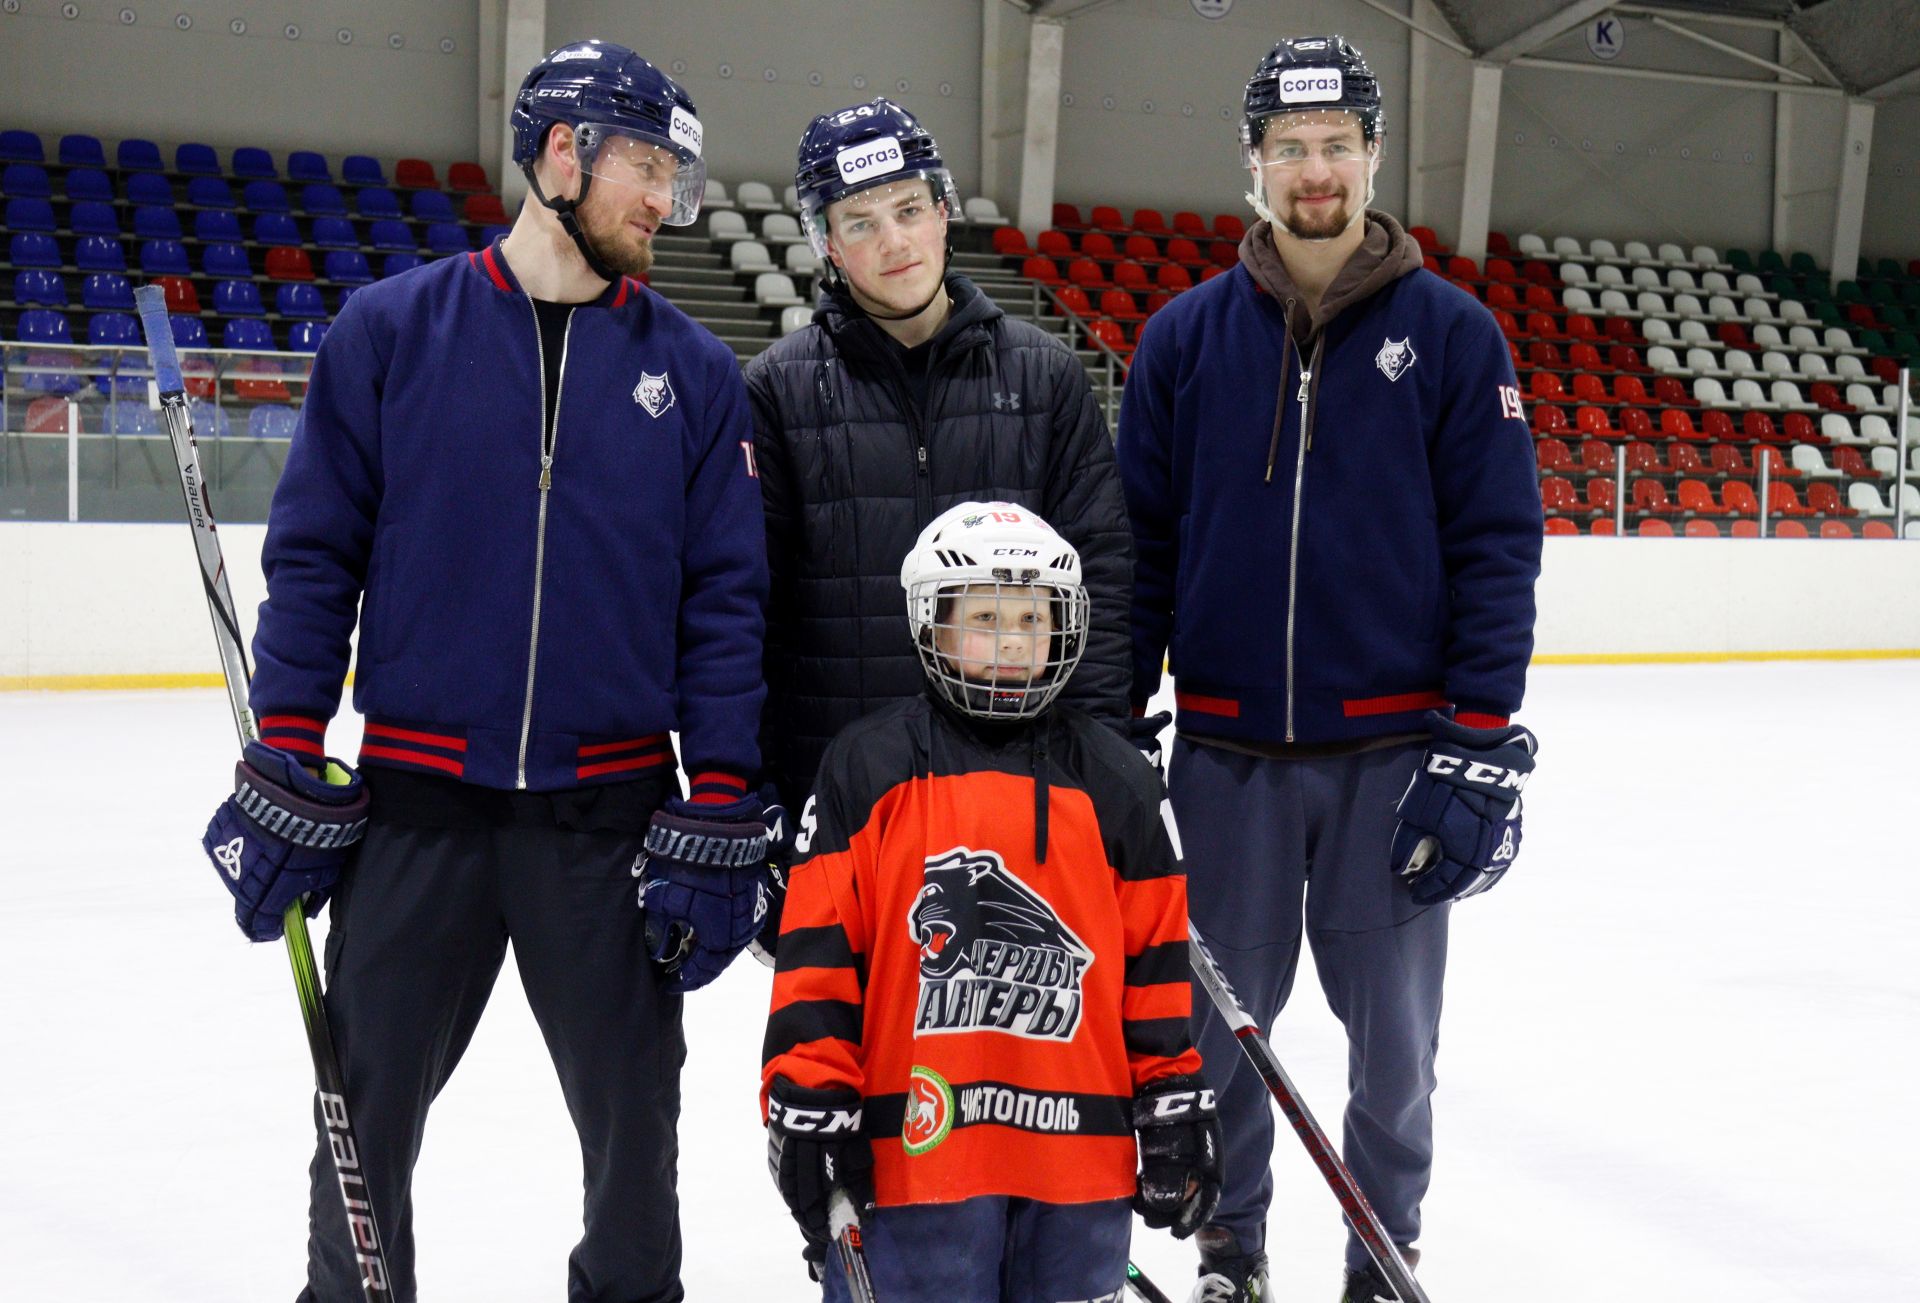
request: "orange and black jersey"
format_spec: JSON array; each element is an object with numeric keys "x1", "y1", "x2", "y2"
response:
[{"x1": 761, "y1": 695, "x2": 1200, "y2": 1208}]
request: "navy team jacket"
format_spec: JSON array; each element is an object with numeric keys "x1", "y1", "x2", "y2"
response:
[
  {"x1": 1117, "y1": 262, "x2": 1542, "y2": 746},
  {"x1": 248, "y1": 242, "x2": 768, "y2": 793}
]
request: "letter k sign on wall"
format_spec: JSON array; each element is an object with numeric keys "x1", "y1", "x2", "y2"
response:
[{"x1": 1586, "y1": 17, "x2": 1624, "y2": 61}]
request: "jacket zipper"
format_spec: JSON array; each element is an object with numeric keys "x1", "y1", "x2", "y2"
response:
[
  {"x1": 516, "y1": 304, "x2": 573, "y2": 788},
  {"x1": 1283, "y1": 332, "x2": 1324, "y2": 743}
]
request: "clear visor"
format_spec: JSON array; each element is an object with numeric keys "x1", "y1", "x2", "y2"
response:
[
  {"x1": 1241, "y1": 110, "x2": 1376, "y2": 170},
  {"x1": 909, "y1": 578, "x2": 1088, "y2": 722},
  {"x1": 575, "y1": 122, "x2": 707, "y2": 227},
  {"x1": 804, "y1": 169, "x2": 960, "y2": 259}
]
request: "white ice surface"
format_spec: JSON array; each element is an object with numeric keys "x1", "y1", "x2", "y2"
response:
[{"x1": 2, "y1": 661, "x2": 1916, "y2": 1301}]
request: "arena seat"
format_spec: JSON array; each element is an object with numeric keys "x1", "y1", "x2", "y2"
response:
[
  {"x1": 1156, "y1": 263, "x2": 1194, "y2": 292},
  {"x1": 0, "y1": 130, "x2": 44, "y2": 163},
  {"x1": 308, "y1": 217, "x2": 355, "y2": 250},
  {"x1": 1020, "y1": 256, "x2": 1064, "y2": 286},
  {"x1": 463, "y1": 193, "x2": 508, "y2": 225},
  {"x1": 1081, "y1": 232, "x2": 1119, "y2": 261},
  {"x1": 193, "y1": 209, "x2": 243, "y2": 244},
  {"x1": 1721, "y1": 481, "x2": 1760, "y2": 516},
  {"x1": 991, "y1": 227, "x2": 1031, "y2": 258},
  {"x1": 287, "y1": 150, "x2": 331, "y2": 183},
  {"x1": 13, "y1": 268, "x2": 65, "y2": 306},
  {"x1": 356, "y1": 188, "x2": 402, "y2": 219},
  {"x1": 1684, "y1": 519, "x2": 1720, "y2": 538},
  {"x1": 1052, "y1": 286, "x2": 1093, "y2": 318},
  {"x1": 411, "y1": 190, "x2": 456, "y2": 222},
  {"x1": 322, "y1": 250, "x2": 373, "y2": 284},
  {"x1": 1544, "y1": 516, "x2": 1579, "y2": 536},
  {"x1": 425, "y1": 222, "x2": 470, "y2": 255},
  {"x1": 754, "y1": 272, "x2": 804, "y2": 307},
  {"x1": 138, "y1": 238, "x2": 191, "y2": 277},
  {"x1": 81, "y1": 272, "x2": 135, "y2": 311},
  {"x1": 446, "y1": 161, "x2": 490, "y2": 194},
  {"x1": 342, "y1": 155, "x2": 386, "y2": 187},
  {"x1": 1132, "y1": 208, "x2": 1169, "y2": 236},
  {"x1": 368, "y1": 220, "x2": 416, "y2": 252},
  {"x1": 4, "y1": 196, "x2": 56, "y2": 230},
  {"x1": 75, "y1": 235, "x2": 125, "y2": 272},
  {"x1": 275, "y1": 283, "x2": 325, "y2": 318},
  {"x1": 212, "y1": 279, "x2": 265, "y2": 316},
  {"x1": 244, "y1": 180, "x2": 291, "y2": 213},
  {"x1": 1818, "y1": 520, "x2": 1854, "y2": 539},
  {"x1": 1068, "y1": 258, "x2": 1110, "y2": 291},
  {"x1": 1637, "y1": 518, "x2": 1675, "y2": 537},
  {"x1": 187, "y1": 176, "x2": 237, "y2": 209},
  {"x1": 1634, "y1": 479, "x2": 1679, "y2": 515},
  {"x1": 1540, "y1": 477, "x2": 1578, "y2": 513},
  {"x1": 68, "y1": 201, "x2": 120, "y2": 236},
  {"x1": 287, "y1": 320, "x2": 330, "y2": 352},
  {"x1": 1583, "y1": 477, "x2": 1616, "y2": 516},
  {"x1": 1123, "y1": 235, "x2": 1164, "y2": 265},
  {"x1": 253, "y1": 213, "x2": 302, "y2": 247},
  {"x1": 201, "y1": 242, "x2": 251, "y2": 278},
  {"x1": 1536, "y1": 438, "x2": 1575, "y2": 473},
  {"x1": 3, "y1": 162, "x2": 52, "y2": 199},
  {"x1": 1773, "y1": 520, "x2": 1811, "y2": 539},
  {"x1": 1051, "y1": 203, "x2": 1083, "y2": 230},
  {"x1": 1101, "y1": 289, "x2": 1144, "y2": 323},
  {"x1": 730, "y1": 240, "x2": 774, "y2": 273},
  {"x1": 63, "y1": 168, "x2": 113, "y2": 203},
  {"x1": 1676, "y1": 479, "x2": 1726, "y2": 515}
]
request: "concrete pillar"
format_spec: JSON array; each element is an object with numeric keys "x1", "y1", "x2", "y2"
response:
[
  {"x1": 1015, "y1": 17, "x2": 1066, "y2": 240},
  {"x1": 498, "y1": 0, "x2": 547, "y2": 214},
  {"x1": 1456, "y1": 61, "x2": 1502, "y2": 265},
  {"x1": 1830, "y1": 98, "x2": 1875, "y2": 286}
]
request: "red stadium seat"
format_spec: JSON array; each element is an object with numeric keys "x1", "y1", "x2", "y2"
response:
[
  {"x1": 1565, "y1": 314, "x2": 1599, "y2": 342},
  {"x1": 1721, "y1": 481, "x2": 1760, "y2": 515},
  {"x1": 1171, "y1": 211, "x2": 1207, "y2": 237},
  {"x1": 1101, "y1": 288, "x2": 1143, "y2": 322},
  {"x1": 1869, "y1": 356, "x2": 1901, "y2": 385},
  {"x1": 1493, "y1": 309, "x2": 1522, "y2": 339},
  {"x1": 154, "y1": 274, "x2": 199, "y2": 314},
  {"x1": 1524, "y1": 285, "x2": 1558, "y2": 314},
  {"x1": 1767, "y1": 483, "x2": 1816, "y2": 517},
  {"x1": 1086, "y1": 317, "x2": 1128, "y2": 354},
  {"x1": 264, "y1": 245, "x2": 314, "y2": 281},
  {"x1": 1131, "y1": 208, "x2": 1169, "y2": 235},
  {"x1": 1610, "y1": 345, "x2": 1649, "y2": 373},
  {"x1": 1660, "y1": 409, "x2": 1703, "y2": 441},
  {"x1": 1654, "y1": 376, "x2": 1696, "y2": 407},
  {"x1": 1584, "y1": 477, "x2": 1616, "y2": 515},
  {"x1": 1037, "y1": 230, "x2": 1074, "y2": 259},
  {"x1": 1526, "y1": 311, "x2": 1565, "y2": 340},
  {"x1": 992, "y1": 227, "x2": 1031, "y2": 257},
  {"x1": 1531, "y1": 371, "x2": 1567, "y2": 400},
  {"x1": 1614, "y1": 375, "x2": 1654, "y2": 405},
  {"x1": 1488, "y1": 231, "x2": 1512, "y2": 255},
  {"x1": 1527, "y1": 342, "x2": 1564, "y2": 372},
  {"x1": 1832, "y1": 446, "x2": 1876, "y2": 480},
  {"x1": 393, "y1": 157, "x2": 438, "y2": 189},
  {"x1": 1590, "y1": 517, "x2": 1618, "y2": 536},
  {"x1": 446, "y1": 161, "x2": 490, "y2": 193},
  {"x1": 1576, "y1": 407, "x2": 1618, "y2": 441},
  {"x1": 1773, "y1": 520, "x2": 1811, "y2": 538},
  {"x1": 1620, "y1": 407, "x2": 1655, "y2": 440},
  {"x1": 1536, "y1": 438, "x2": 1575, "y2": 473},
  {"x1": 1123, "y1": 234, "x2": 1164, "y2": 264},
  {"x1": 1571, "y1": 372, "x2": 1608, "y2": 404},
  {"x1": 1810, "y1": 381, "x2": 1853, "y2": 413},
  {"x1": 1710, "y1": 443, "x2": 1748, "y2": 477},
  {"x1": 1603, "y1": 316, "x2": 1642, "y2": 345},
  {"x1": 1521, "y1": 260, "x2": 1558, "y2": 288},
  {"x1": 1143, "y1": 289, "x2": 1173, "y2": 316},
  {"x1": 1625, "y1": 441, "x2": 1659, "y2": 474},
  {"x1": 1166, "y1": 237, "x2": 1204, "y2": 267},
  {"x1": 1053, "y1": 285, "x2": 1093, "y2": 317},
  {"x1": 1212, "y1": 213, "x2": 1245, "y2": 241},
  {"x1": 1486, "y1": 283, "x2": 1522, "y2": 312},
  {"x1": 1540, "y1": 477, "x2": 1578, "y2": 513},
  {"x1": 1485, "y1": 257, "x2": 1519, "y2": 283},
  {"x1": 1806, "y1": 481, "x2": 1855, "y2": 516},
  {"x1": 1782, "y1": 412, "x2": 1822, "y2": 445},
  {"x1": 1021, "y1": 255, "x2": 1064, "y2": 285},
  {"x1": 1533, "y1": 405, "x2": 1569, "y2": 436},
  {"x1": 1199, "y1": 265, "x2": 1225, "y2": 282},
  {"x1": 463, "y1": 193, "x2": 508, "y2": 225},
  {"x1": 1754, "y1": 445, "x2": 1796, "y2": 480},
  {"x1": 1081, "y1": 231, "x2": 1119, "y2": 261},
  {"x1": 1446, "y1": 255, "x2": 1479, "y2": 280},
  {"x1": 1208, "y1": 240, "x2": 1238, "y2": 269},
  {"x1": 1863, "y1": 520, "x2": 1896, "y2": 539},
  {"x1": 1113, "y1": 260, "x2": 1151, "y2": 291},
  {"x1": 1052, "y1": 202, "x2": 1083, "y2": 230},
  {"x1": 1677, "y1": 480, "x2": 1726, "y2": 515},
  {"x1": 1818, "y1": 520, "x2": 1854, "y2": 539},
  {"x1": 1156, "y1": 263, "x2": 1193, "y2": 292},
  {"x1": 1703, "y1": 410, "x2": 1737, "y2": 443},
  {"x1": 1544, "y1": 516, "x2": 1579, "y2": 536},
  {"x1": 1067, "y1": 257, "x2": 1109, "y2": 290},
  {"x1": 1743, "y1": 411, "x2": 1780, "y2": 444},
  {"x1": 1569, "y1": 345, "x2": 1608, "y2": 375},
  {"x1": 1667, "y1": 444, "x2": 1707, "y2": 476},
  {"x1": 1634, "y1": 479, "x2": 1680, "y2": 514},
  {"x1": 1579, "y1": 439, "x2": 1617, "y2": 474},
  {"x1": 1684, "y1": 519, "x2": 1721, "y2": 538},
  {"x1": 1731, "y1": 520, "x2": 1761, "y2": 538},
  {"x1": 1089, "y1": 205, "x2": 1127, "y2": 232},
  {"x1": 1637, "y1": 518, "x2": 1675, "y2": 537}
]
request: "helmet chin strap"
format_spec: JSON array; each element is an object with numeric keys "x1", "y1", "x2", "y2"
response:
[
  {"x1": 521, "y1": 162, "x2": 620, "y2": 284},
  {"x1": 1244, "y1": 156, "x2": 1377, "y2": 243}
]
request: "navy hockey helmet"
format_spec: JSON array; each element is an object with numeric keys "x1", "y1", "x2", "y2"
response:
[
  {"x1": 511, "y1": 38, "x2": 706, "y2": 269},
  {"x1": 1241, "y1": 35, "x2": 1383, "y2": 151},
  {"x1": 793, "y1": 97, "x2": 960, "y2": 261}
]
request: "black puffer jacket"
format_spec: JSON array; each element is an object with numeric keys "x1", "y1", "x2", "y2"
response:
[{"x1": 744, "y1": 274, "x2": 1132, "y2": 807}]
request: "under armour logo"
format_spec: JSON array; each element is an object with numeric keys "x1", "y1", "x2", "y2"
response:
[
  {"x1": 992, "y1": 391, "x2": 1021, "y2": 412},
  {"x1": 214, "y1": 836, "x2": 245, "y2": 881},
  {"x1": 1491, "y1": 826, "x2": 1517, "y2": 863}
]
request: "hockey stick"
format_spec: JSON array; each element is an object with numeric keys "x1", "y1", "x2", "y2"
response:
[
  {"x1": 828, "y1": 1188, "x2": 878, "y2": 1302},
  {"x1": 133, "y1": 285, "x2": 393, "y2": 1301},
  {"x1": 1188, "y1": 927, "x2": 1431, "y2": 1303},
  {"x1": 1124, "y1": 1259, "x2": 1176, "y2": 1303}
]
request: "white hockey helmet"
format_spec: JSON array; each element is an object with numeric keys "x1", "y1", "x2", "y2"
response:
[{"x1": 901, "y1": 501, "x2": 1089, "y2": 721}]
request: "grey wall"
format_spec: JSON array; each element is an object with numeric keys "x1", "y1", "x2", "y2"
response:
[{"x1": 0, "y1": 0, "x2": 479, "y2": 166}]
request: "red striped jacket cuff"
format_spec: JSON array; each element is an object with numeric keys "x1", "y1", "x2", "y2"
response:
[
  {"x1": 686, "y1": 770, "x2": 750, "y2": 805},
  {"x1": 257, "y1": 713, "x2": 326, "y2": 757},
  {"x1": 1453, "y1": 710, "x2": 1511, "y2": 730}
]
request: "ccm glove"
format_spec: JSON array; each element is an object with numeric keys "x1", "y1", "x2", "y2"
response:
[
  {"x1": 766, "y1": 1078, "x2": 875, "y2": 1270},
  {"x1": 1133, "y1": 1075, "x2": 1222, "y2": 1238},
  {"x1": 202, "y1": 741, "x2": 369, "y2": 942},
  {"x1": 635, "y1": 792, "x2": 771, "y2": 993},
  {"x1": 1391, "y1": 712, "x2": 1539, "y2": 906}
]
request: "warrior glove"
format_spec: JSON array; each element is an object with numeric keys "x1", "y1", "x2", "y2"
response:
[
  {"x1": 202, "y1": 741, "x2": 369, "y2": 942},
  {"x1": 636, "y1": 792, "x2": 771, "y2": 993},
  {"x1": 749, "y1": 785, "x2": 795, "y2": 967},
  {"x1": 1133, "y1": 1075, "x2": 1222, "y2": 1238},
  {"x1": 1391, "y1": 712, "x2": 1538, "y2": 906},
  {"x1": 766, "y1": 1078, "x2": 875, "y2": 1276}
]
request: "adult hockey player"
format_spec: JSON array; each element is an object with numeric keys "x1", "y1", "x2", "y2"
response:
[
  {"x1": 743, "y1": 98, "x2": 1133, "y2": 935},
  {"x1": 1115, "y1": 36, "x2": 1542, "y2": 1303},
  {"x1": 196, "y1": 40, "x2": 769, "y2": 1303},
  {"x1": 762, "y1": 502, "x2": 1220, "y2": 1300}
]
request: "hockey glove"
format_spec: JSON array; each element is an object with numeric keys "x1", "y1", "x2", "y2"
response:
[
  {"x1": 202, "y1": 741, "x2": 369, "y2": 943},
  {"x1": 1133, "y1": 1076, "x2": 1222, "y2": 1238},
  {"x1": 1128, "y1": 710, "x2": 1174, "y2": 780},
  {"x1": 766, "y1": 1078, "x2": 875, "y2": 1272},
  {"x1": 635, "y1": 792, "x2": 771, "y2": 993},
  {"x1": 1391, "y1": 712, "x2": 1538, "y2": 906},
  {"x1": 750, "y1": 785, "x2": 795, "y2": 967}
]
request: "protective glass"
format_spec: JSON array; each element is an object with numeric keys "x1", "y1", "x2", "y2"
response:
[
  {"x1": 805, "y1": 169, "x2": 960, "y2": 259},
  {"x1": 575, "y1": 122, "x2": 707, "y2": 226},
  {"x1": 908, "y1": 580, "x2": 1088, "y2": 722},
  {"x1": 1241, "y1": 109, "x2": 1377, "y2": 171}
]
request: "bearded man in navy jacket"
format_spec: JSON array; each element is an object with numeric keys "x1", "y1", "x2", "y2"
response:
[{"x1": 1116, "y1": 35, "x2": 1543, "y2": 1303}]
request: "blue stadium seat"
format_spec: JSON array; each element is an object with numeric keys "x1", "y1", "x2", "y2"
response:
[
  {"x1": 325, "y1": 249, "x2": 374, "y2": 283},
  {"x1": 276, "y1": 282, "x2": 326, "y2": 318},
  {"x1": 89, "y1": 311, "x2": 139, "y2": 342},
  {"x1": 0, "y1": 130, "x2": 44, "y2": 162},
  {"x1": 249, "y1": 404, "x2": 299, "y2": 439},
  {"x1": 342, "y1": 155, "x2": 385, "y2": 186},
  {"x1": 232, "y1": 147, "x2": 277, "y2": 179},
  {"x1": 188, "y1": 401, "x2": 234, "y2": 438},
  {"x1": 188, "y1": 176, "x2": 237, "y2": 209},
  {"x1": 213, "y1": 279, "x2": 265, "y2": 316},
  {"x1": 287, "y1": 320, "x2": 329, "y2": 352},
  {"x1": 116, "y1": 138, "x2": 164, "y2": 172},
  {"x1": 8, "y1": 231, "x2": 60, "y2": 267},
  {"x1": 222, "y1": 318, "x2": 274, "y2": 350},
  {"x1": 480, "y1": 224, "x2": 512, "y2": 246},
  {"x1": 194, "y1": 209, "x2": 243, "y2": 243},
  {"x1": 58, "y1": 134, "x2": 106, "y2": 168},
  {"x1": 356, "y1": 188, "x2": 402, "y2": 218},
  {"x1": 2, "y1": 163, "x2": 52, "y2": 198},
  {"x1": 336, "y1": 283, "x2": 360, "y2": 309},
  {"x1": 110, "y1": 400, "x2": 161, "y2": 435},
  {"x1": 252, "y1": 213, "x2": 301, "y2": 247},
  {"x1": 382, "y1": 252, "x2": 424, "y2": 278},
  {"x1": 288, "y1": 150, "x2": 331, "y2": 183},
  {"x1": 410, "y1": 190, "x2": 456, "y2": 222},
  {"x1": 126, "y1": 173, "x2": 173, "y2": 207},
  {"x1": 301, "y1": 183, "x2": 348, "y2": 216},
  {"x1": 64, "y1": 168, "x2": 113, "y2": 203},
  {"x1": 89, "y1": 312, "x2": 144, "y2": 393},
  {"x1": 14, "y1": 269, "x2": 66, "y2": 306},
  {"x1": 15, "y1": 308, "x2": 72, "y2": 341},
  {"x1": 424, "y1": 222, "x2": 469, "y2": 255},
  {"x1": 175, "y1": 142, "x2": 220, "y2": 175},
  {"x1": 169, "y1": 314, "x2": 208, "y2": 347},
  {"x1": 132, "y1": 205, "x2": 181, "y2": 240},
  {"x1": 68, "y1": 201, "x2": 120, "y2": 236},
  {"x1": 4, "y1": 197, "x2": 56, "y2": 230},
  {"x1": 368, "y1": 219, "x2": 415, "y2": 252},
  {"x1": 243, "y1": 180, "x2": 291, "y2": 213},
  {"x1": 200, "y1": 243, "x2": 251, "y2": 281},
  {"x1": 140, "y1": 239, "x2": 192, "y2": 277},
  {"x1": 312, "y1": 217, "x2": 358, "y2": 249},
  {"x1": 82, "y1": 272, "x2": 135, "y2": 310},
  {"x1": 75, "y1": 235, "x2": 126, "y2": 272}
]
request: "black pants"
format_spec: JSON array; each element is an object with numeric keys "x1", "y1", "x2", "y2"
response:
[{"x1": 299, "y1": 769, "x2": 684, "y2": 1303}]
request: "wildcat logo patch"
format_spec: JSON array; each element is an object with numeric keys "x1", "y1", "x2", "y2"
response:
[
  {"x1": 633, "y1": 369, "x2": 675, "y2": 417},
  {"x1": 909, "y1": 847, "x2": 1092, "y2": 1041},
  {"x1": 901, "y1": 1065, "x2": 954, "y2": 1155},
  {"x1": 1375, "y1": 336, "x2": 1416, "y2": 382}
]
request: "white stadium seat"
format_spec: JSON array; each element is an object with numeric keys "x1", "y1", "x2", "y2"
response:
[
  {"x1": 1552, "y1": 236, "x2": 1583, "y2": 259},
  {"x1": 702, "y1": 178, "x2": 735, "y2": 210},
  {"x1": 1771, "y1": 379, "x2": 1814, "y2": 410},
  {"x1": 1778, "y1": 300, "x2": 1809, "y2": 323},
  {"x1": 761, "y1": 213, "x2": 805, "y2": 245},
  {"x1": 1752, "y1": 324, "x2": 1784, "y2": 349},
  {"x1": 1744, "y1": 297, "x2": 1779, "y2": 324},
  {"x1": 1631, "y1": 266, "x2": 1662, "y2": 290},
  {"x1": 1517, "y1": 233, "x2": 1547, "y2": 256},
  {"x1": 1847, "y1": 383, "x2": 1889, "y2": 413},
  {"x1": 1647, "y1": 344, "x2": 1684, "y2": 373},
  {"x1": 779, "y1": 304, "x2": 812, "y2": 335},
  {"x1": 1590, "y1": 238, "x2": 1621, "y2": 261},
  {"x1": 1736, "y1": 273, "x2": 1766, "y2": 297},
  {"x1": 1869, "y1": 446, "x2": 1898, "y2": 477},
  {"x1": 1701, "y1": 271, "x2": 1732, "y2": 294},
  {"x1": 963, "y1": 197, "x2": 1009, "y2": 225},
  {"x1": 1563, "y1": 287, "x2": 1596, "y2": 314},
  {"x1": 1642, "y1": 318, "x2": 1676, "y2": 345},
  {"x1": 1658, "y1": 242, "x2": 1689, "y2": 266},
  {"x1": 1836, "y1": 354, "x2": 1868, "y2": 381},
  {"x1": 1787, "y1": 325, "x2": 1822, "y2": 351},
  {"x1": 783, "y1": 183, "x2": 800, "y2": 211},
  {"x1": 1677, "y1": 319, "x2": 1711, "y2": 345},
  {"x1": 1848, "y1": 482, "x2": 1892, "y2": 516},
  {"x1": 1673, "y1": 293, "x2": 1707, "y2": 319},
  {"x1": 1692, "y1": 244, "x2": 1721, "y2": 266},
  {"x1": 1859, "y1": 415, "x2": 1896, "y2": 444},
  {"x1": 1792, "y1": 445, "x2": 1838, "y2": 478},
  {"x1": 729, "y1": 240, "x2": 775, "y2": 273},
  {"x1": 1560, "y1": 263, "x2": 1593, "y2": 287},
  {"x1": 707, "y1": 209, "x2": 750, "y2": 241},
  {"x1": 1723, "y1": 350, "x2": 1757, "y2": 378},
  {"x1": 1707, "y1": 295, "x2": 1738, "y2": 321},
  {"x1": 736, "y1": 181, "x2": 780, "y2": 212},
  {"x1": 1731, "y1": 378, "x2": 1768, "y2": 407},
  {"x1": 754, "y1": 271, "x2": 804, "y2": 306},
  {"x1": 1666, "y1": 268, "x2": 1698, "y2": 292},
  {"x1": 1623, "y1": 240, "x2": 1654, "y2": 262},
  {"x1": 1761, "y1": 351, "x2": 1794, "y2": 377},
  {"x1": 784, "y1": 242, "x2": 822, "y2": 277},
  {"x1": 1693, "y1": 376, "x2": 1729, "y2": 406},
  {"x1": 1822, "y1": 413, "x2": 1859, "y2": 444},
  {"x1": 1798, "y1": 354, "x2": 1832, "y2": 381},
  {"x1": 1687, "y1": 347, "x2": 1725, "y2": 377},
  {"x1": 1595, "y1": 264, "x2": 1627, "y2": 287},
  {"x1": 1598, "y1": 289, "x2": 1632, "y2": 315}
]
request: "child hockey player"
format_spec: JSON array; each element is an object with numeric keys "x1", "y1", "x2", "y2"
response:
[{"x1": 761, "y1": 502, "x2": 1221, "y2": 1301}]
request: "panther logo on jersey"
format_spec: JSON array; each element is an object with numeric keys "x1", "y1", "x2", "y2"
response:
[
  {"x1": 633, "y1": 369, "x2": 676, "y2": 417},
  {"x1": 908, "y1": 846, "x2": 1092, "y2": 1041}
]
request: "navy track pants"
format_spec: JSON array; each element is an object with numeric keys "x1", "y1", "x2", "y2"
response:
[{"x1": 819, "y1": 1196, "x2": 1133, "y2": 1303}]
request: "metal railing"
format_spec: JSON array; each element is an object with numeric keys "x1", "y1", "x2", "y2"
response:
[{"x1": 1025, "y1": 280, "x2": 1130, "y2": 429}]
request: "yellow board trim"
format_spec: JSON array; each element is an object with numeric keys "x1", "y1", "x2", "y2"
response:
[{"x1": 5, "y1": 652, "x2": 1919, "y2": 693}]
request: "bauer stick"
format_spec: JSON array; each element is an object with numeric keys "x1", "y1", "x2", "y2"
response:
[
  {"x1": 133, "y1": 285, "x2": 392, "y2": 1301},
  {"x1": 1188, "y1": 926, "x2": 1430, "y2": 1303},
  {"x1": 1123, "y1": 1259, "x2": 1176, "y2": 1303},
  {"x1": 829, "y1": 1188, "x2": 878, "y2": 1302}
]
